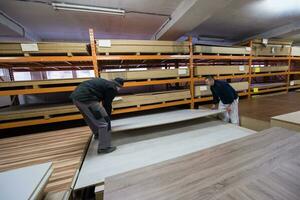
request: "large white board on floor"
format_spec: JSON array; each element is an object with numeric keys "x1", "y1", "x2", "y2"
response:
[
  {"x1": 112, "y1": 108, "x2": 224, "y2": 132},
  {"x1": 271, "y1": 110, "x2": 300, "y2": 132},
  {"x1": 74, "y1": 119, "x2": 255, "y2": 190},
  {"x1": 0, "y1": 162, "x2": 53, "y2": 200}
]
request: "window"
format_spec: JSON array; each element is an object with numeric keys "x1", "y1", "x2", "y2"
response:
[
  {"x1": 46, "y1": 71, "x2": 73, "y2": 79},
  {"x1": 76, "y1": 70, "x2": 95, "y2": 78},
  {"x1": 13, "y1": 72, "x2": 32, "y2": 81}
]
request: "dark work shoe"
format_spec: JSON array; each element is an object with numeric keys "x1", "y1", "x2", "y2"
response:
[{"x1": 98, "y1": 146, "x2": 117, "y2": 154}]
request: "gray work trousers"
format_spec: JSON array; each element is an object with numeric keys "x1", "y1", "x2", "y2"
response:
[{"x1": 74, "y1": 100, "x2": 111, "y2": 150}]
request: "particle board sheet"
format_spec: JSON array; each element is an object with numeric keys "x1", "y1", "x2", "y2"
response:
[
  {"x1": 271, "y1": 111, "x2": 300, "y2": 132},
  {"x1": 100, "y1": 68, "x2": 189, "y2": 81},
  {"x1": 251, "y1": 66, "x2": 289, "y2": 73},
  {"x1": 251, "y1": 82, "x2": 287, "y2": 89},
  {"x1": 0, "y1": 162, "x2": 53, "y2": 200},
  {"x1": 0, "y1": 127, "x2": 91, "y2": 193},
  {"x1": 75, "y1": 119, "x2": 255, "y2": 190},
  {"x1": 104, "y1": 127, "x2": 300, "y2": 200},
  {"x1": 0, "y1": 42, "x2": 88, "y2": 55},
  {"x1": 291, "y1": 46, "x2": 300, "y2": 56},
  {"x1": 194, "y1": 82, "x2": 249, "y2": 97},
  {"x1": 96, "y1": 40, "x2": 189, "y2": 54},
  {"x1": 0, "y1": 78, "x2": 89, "y2": 88},
  {"x1": 194, "y1": 45, "x2": 250, "y2": 55},
  {"x1": 111, "y1": 108, "x2": 224, "y2": 132},
  {"x1": 112, "y1": 90, "x2": 191, "y2": 109},
  {"x1": 194, "y1": 65, "x2": 249, "y2": 76}
]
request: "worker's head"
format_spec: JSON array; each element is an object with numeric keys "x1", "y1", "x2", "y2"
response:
[
  {"x1": 204, "y1": 75, "x2": 215, "y2": 86},
  {"x1": 113, "y1": 77, "x2": 124, "y2": 91}
]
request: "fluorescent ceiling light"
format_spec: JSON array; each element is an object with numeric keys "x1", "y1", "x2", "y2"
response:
[{"x1": 52, "y1": 3, "x2": 125, "y2": 16}]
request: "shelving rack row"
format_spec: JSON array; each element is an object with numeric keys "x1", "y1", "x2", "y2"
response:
[{"x1": 0, "y1": 29, "x2": 299, "y2": 129}]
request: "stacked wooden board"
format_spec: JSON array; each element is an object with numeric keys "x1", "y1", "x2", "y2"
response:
[
  {"x1": 113, "y1": 90, "x2": 191, "y2": 109},
  {"x1": 0, "y1": 42, "x2": 89, "y2": 55},
  {"x1": 251, "y1": 66, "x2": 289, "y2": 73},
  {"x1": 290, "y1": 80, "x2": 300, "y2": 86},
  {"x1": 0, "y1": 162, "x2": 53, "y2": 200},
  {"x1": 291, "y1": 46, "x2": 300, "y2": 56},
  {"x1": 96, "y1": 40, "x2": 189, "y2": 54},
  {"x1": 271, "y1": 111, "x2": 300, "y2": 132},
  {"x1": 194, "y1": 65, "x2": 249, "y2": 76},
  {"x1": 100, "y1": 68, "x2": 190, "y2": 81},
  {"x1": 0, "y1": 127, "x2": 91, "y2": 194},
  {"x1": 252, "y1": 39, "x2": 292, "y2": 56},
  {"x1": 103, "y1": 127, "x2": 300, "y2": 200},
  {"x1": 194, "y1": 82, "x2": 249, "y2": 97},
  {"x1": 194, "y1": 45, "x2": 250, "y2": 55}
]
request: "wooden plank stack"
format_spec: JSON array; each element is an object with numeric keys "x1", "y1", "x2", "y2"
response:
[
  {"x1": 0, "y1": 42, "x2": 89, "y2": 56},
  {"x1": 194, "y1": 82, "x2": 249, "y2": 97},
  {"x1": 0, "y1": 127, "x2": 91, "y2": 194},
  {"x1": 194, "y1": 65, "x2": 249, "y2": 76},
  {"x1": 251, "y1": 66, "x2": 289, "y2": 73},
  {"x1": 100, "y1": 68, "x2": 190, "y2": 81},
  {"x1": 252, "y1": 39, "x2": 292, "y2": 56},
  {"x1": 96, "y1": 40, "x2": 189, "y2": 54},
  {"x1": 291, "y1": 46, "x2": 300, "y2": 56},
  {"x1": 194, "y1": 45, "x2": 250, "y2": 55}
]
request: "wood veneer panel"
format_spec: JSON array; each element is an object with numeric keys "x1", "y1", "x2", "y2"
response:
[{"x1": 104, "y1": 127, "x2": 300, "y2": 200}]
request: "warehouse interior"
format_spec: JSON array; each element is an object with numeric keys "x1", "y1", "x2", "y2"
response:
[{"x1": 1, "y1": 0, "x2": 300, "y2": 200}]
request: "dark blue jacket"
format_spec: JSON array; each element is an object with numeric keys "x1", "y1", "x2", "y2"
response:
[{"x1": 211, "y1": 80, "x2": 238, "y2": 105}]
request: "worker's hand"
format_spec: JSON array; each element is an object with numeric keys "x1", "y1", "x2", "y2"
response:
[
  {"x1": 226, "y1": 106, "x2": 232, "y2": 113},
  {"x1": 113, "y1": 97, "x2": 123, "y2": 102},
  {"x1": 211, "y1": 104, "x2": 217, "y2": 110}
]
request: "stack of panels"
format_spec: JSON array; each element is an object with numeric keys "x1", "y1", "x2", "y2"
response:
[
  {"x1": 0, "y1": 127, "x2": 91, "y2": 193},
  {"x1": 100, "y1": 68, "x2": 189, "y2": 81},
  {"x1": 251, "y1": 66, "x2": 289, "y2": 73},
  {"x1": 251, "y1": 82, "x2": 287, "y2": 89},
  {"x1": 252, "y1": 39, "x2": 292, "y2": 56},
  {"x1": 291, "y1": 46, "x2": 300, "y2": 56},
  {"x1": 194, "y1": 65, "x2": 249, "y2": 76},
  {"x1": 0, "y1": 42, "x2": 88, "y2": 55},
  {"x1": 96, "y1": 40, "x2": 189, "y2": 54},
  {"x1": 291, "y1": 80, "x2": 300, "y2": 85},
  {"x1": 113, "y1": 90, "x2": 191, "y2": 109},
  {"x1": 194, "y1": 82, "x2": 249, "y2": 97},
  {"x1": 194, "y1": 45, "x2": 250, "y2": 55}
]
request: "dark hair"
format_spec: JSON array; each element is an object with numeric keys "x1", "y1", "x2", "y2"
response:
[
  {"x1": 204, "y1": 75, "x2": 214, "y2": 80},
  {"x1": 113, "y1": 77, "x2": 124, "y2": 87}
]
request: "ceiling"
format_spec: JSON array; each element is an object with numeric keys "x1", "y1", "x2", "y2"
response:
[{"x1": 0, "y1": 0, "x2": 300, "y2": 45}]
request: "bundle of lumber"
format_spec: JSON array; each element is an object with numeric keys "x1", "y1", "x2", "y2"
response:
[
  {"x1": 291, "y1": 46, "x2": 300, "y2": 56},
  {"x1": 194, "y1": 81, "x2": 249, "y2": 97},
  {"x1": 0, "y1": 42, "x2": 89, "y2": 55},
  {"x1": 251, "y1": 82, "x2": 287, "y2": 90},
  {"x1": 194, "y1": 65, "x2": 249, "y2": 76},
  {"x1": 0, "y1": 127, "x2": 91, "y2": 194},
  {"x1": 100, "y1": 68, "x2": 189, "y2": 81},
  {"x1": 194, "y1": 45, "x2": 250, "y2": 55},
  {"x1": 96, "y1": 40, "x2": 189, "y2": 54},
  {"x1": 290, "y1": 80, "x2": 300, "y2": 86}
]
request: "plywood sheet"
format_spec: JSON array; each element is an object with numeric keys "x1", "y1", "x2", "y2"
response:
[
  {"x1": 251, "y1": 82, "x2": 286, "y2": 89},
  {"x1": 195, "y1": 82, "x2": 249, "y2": 97},
  {"x1": 104, "y1": 127, "x2": 300, "y2": 200},
  {"x1": 75, "y1": 119, "x2": 254, "y2": 190},
  {"x1": 0, "y1": 162, "x2": 53, "y2": 200},
  {"x1": 194, "y1": 65, "x2": 249, "y2": 76},
  {"x1": 101, "y1": 68, "x2": 189, "y2": 80},
  {"x1": 252, "y1": 45, "x2": 291, "y2": 56},
  {"x1": 96, "y1": 40, "x2": 189, "y2": 54},
  {"x1": 194, "y1": 45, "x2": 250, "y2": 55},
  {"x1": 112, "y1": 108, "x2": 224, "y2": 132}
]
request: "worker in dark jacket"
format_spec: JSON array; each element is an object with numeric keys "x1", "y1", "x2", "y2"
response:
[
  {"x1": 71, "y1": 77, "x2": 124, "y2": 154},
  {"x1": 204, "y1": 75, "x2": 239, "y2": 125}
]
